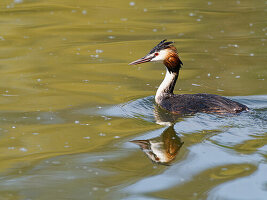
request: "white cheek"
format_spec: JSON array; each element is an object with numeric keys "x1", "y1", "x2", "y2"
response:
[{"x1": 151, "y1": 50, "x2": 167, "y2": 62}]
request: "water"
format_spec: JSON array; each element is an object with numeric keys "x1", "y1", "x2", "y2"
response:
[{"x1": 0, "y1": 0, "x2": 266, "y2": 199}]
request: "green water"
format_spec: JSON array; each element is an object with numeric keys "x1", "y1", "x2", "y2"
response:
[{"x1": 0, "y1": 0, "x2": 266, "y2": 199}]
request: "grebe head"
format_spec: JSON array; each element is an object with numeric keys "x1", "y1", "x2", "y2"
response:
[{"x1": 129, "y1": 39, "x2": 183, "y2": 73}]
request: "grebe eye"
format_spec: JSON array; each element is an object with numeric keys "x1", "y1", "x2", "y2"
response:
[{"x1": 155, "y1": 53, "x2": 159, "y2": 56}]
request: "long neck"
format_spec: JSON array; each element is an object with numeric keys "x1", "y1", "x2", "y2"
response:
[{"x1": 155, "y1": 69, "x2": 179, "y2": 103}]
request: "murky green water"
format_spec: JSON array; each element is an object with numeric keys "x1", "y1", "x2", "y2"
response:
[{"x1": 0, "y1": 0, "x2": 266, "y2": 199}]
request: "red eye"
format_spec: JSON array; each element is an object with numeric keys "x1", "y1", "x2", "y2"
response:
[{"x1": 155, "y1": 53, "x2": 159, "y2": 56}]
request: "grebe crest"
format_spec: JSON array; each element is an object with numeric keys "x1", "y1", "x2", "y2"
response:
[{"x1": 129, "y1": 39, "x2": 183, "y2": 73}]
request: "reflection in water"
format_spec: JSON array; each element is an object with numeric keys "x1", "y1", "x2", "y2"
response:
[
  {"x1": 153, "y1": 104, "x2": 184, "y2": 126},
  {"x1": 131, "y1": 126, "x2": 184, "y2": 165}
]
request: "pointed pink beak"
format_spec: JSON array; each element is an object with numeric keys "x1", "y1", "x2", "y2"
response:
[{"x1": 129, "y1": 55, "x2": 153, "y2": 65}]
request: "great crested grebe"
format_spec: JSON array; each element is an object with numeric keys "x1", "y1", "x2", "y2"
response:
[{"x1": 129, "y1": 39, "x2": 249, "y2": 114}]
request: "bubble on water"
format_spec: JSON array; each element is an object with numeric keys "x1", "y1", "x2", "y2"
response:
[
  {"x1": 208, "y1": 1, "x2": 212, "y2": 5},
  {"x1": 250, "y1": 53, "x2": 254, "y2": 56},
  {"x1": 32, "y1": 132, "x2": 39, "y2": 135},
  {"x1": 96, "y1": 49, "x2": 103, "y2": 53},
  {"x1": 196, "y1": 18, "x2": 201, "y2": 22},
  {"x1": 249, "y1": 23, "x2": 253, "y2": 27},
  {"x1": 82, "y1": 10, "x2": 87, "y2": 15},
  {"x1": 189, "y1": 12, "x2": 195, "y2": 17},
  {"x1": 120, "y1": 18, "x2": 128, "y2": 21},
  {"x1": 84, "y1": 136, "x2": 90, "y2": 139},
  {"x1": 108, "y1": 36, "x2": 115, "y2": 39},
  {"x1": 192, "y1": 83, "x2": 200, "y2": 87},
  {"x1": 81, "y1": 123, "x2": 90, "y2": 126},
  {"x1": 114, "y1": 136, "x2": 120, "y2": 139},
  {"x1": 216, "y1": 76, "x2": 220, "y2": 79},
  {"x1": 75, "y1": 120, "x2": 80, "y2": 124},
  {"x1": 19, "y1": 147, "x2": 28, "y2": 152},
  {"x1": 129, "y1": 2, "x2": 135, "y2": 6},
  {"x1": 90, "y1": 54, "x2": 99, "y2": 58},
  {"x1": 99, "y1": 133, "x2": 106, "y2": 136},
  {"x1": 235, "y1": 76, "x2": 240, "y2": 78},
  {"x1": 37, "y1": 79, "x2": 41, "y2": 82},
  {"x1": 144, "y1": 8, "x2": 148, "y2": 12},
  {"x1": 36, "y1": 116, "x2": 41, "y2": 120},
  {"x1": 153, "y1": 29, "x2": 157, "y2": 32},
  {"x1": 52, "y1": 161, "x2": 61, "y2": 165},
  {"x1": 12, "y1": 126, "x2": 16, "y2": 129},
  {"x1": 208, "y1": 73, "x2": 211, "y2": 77},
  {"x1": 14, "y1": 0, "x2": 23, "y2": 3}
]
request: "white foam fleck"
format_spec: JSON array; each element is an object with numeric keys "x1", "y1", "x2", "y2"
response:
[
  {"x1": 19, "y1": 147, "x2": 28, "y2": 152},
  {"x1": 82, "y1": 10, "x2": 87, "y2": 15},
  {"x1": 192, "y1": 83, "x2": 201, "y2": 87},
  {"x1": 14, "y1": 0, "x2": 23, "y2": 3}
]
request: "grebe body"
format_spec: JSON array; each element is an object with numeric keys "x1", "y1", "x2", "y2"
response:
[{"x1": 129, "y1": 40, "x2": 249, "y2": 114}]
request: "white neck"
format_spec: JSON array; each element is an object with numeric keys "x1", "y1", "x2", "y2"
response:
[{"x1": 155, "y1": 69, "x2": 178, "y2": 104}]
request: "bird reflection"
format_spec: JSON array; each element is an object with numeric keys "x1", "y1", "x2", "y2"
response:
[
  {"x1": 130, "y1": 125, "x2": 184, "y2": 165},
  {"x1": 153, "y1": 104, "x2": 183, "y2": 126}
]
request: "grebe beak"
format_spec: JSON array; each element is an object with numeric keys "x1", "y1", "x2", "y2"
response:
[{"x1": 129, "y1": 55, "x2": 154, "y2": 65}]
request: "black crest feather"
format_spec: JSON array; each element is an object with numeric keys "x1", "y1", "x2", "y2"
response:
[{"x1": 148, "y1": 39, "x2": 174, "y2": 54}]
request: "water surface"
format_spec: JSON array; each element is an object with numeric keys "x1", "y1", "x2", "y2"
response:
[{"x1": 0, "y1": 0, "x2": 266, "y2": 199}]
